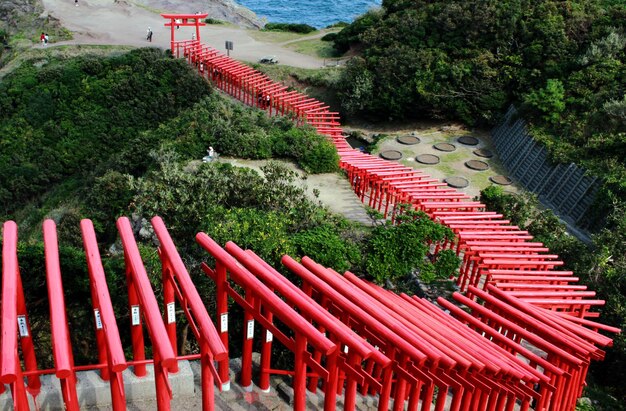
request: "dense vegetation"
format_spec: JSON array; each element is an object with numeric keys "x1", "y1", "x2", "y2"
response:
[
  {"x1": 263, "y1": 22, "x2": 317, "y2": 34},
  {"x1": 0, "y1": 48, "x2": 210, "y2": 214},
  {"x1": 480, "y1": 186, "x2": 626, "y2": 409},
  {"x1": 0, "y1": 50, "x2": 458, "y2": 367},
  {"x1": 332, "y1": 7, "x2": 625, "y2": 403},
  {"x1": 333, "y1": 0, "x2": 625, "y2": 124}
]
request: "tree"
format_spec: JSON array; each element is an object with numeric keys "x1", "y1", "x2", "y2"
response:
[{"x1": 523, "y1": 79, "x2": 566, "y2": 125}]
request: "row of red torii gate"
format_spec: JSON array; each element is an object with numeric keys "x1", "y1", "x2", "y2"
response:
[{"x1": 0, "y1": 14, "x2": 620, "y2": 411}]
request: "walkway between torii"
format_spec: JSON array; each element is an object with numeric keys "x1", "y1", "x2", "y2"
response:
[
  {"x1": 170, "y1": 29, "x2": 611, "y2": 320},
  {"x1": 0, "y1": 18, "x2": 621, "y2": 409}
]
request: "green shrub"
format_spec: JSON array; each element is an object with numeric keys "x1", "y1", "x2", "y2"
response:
[
  {"x1": 325, "y1": 22, "x2": 349, "y2": 29},
  {"x1": 299, "y1": 137, "x2": 339, "y2": 173},
  {"x1": 263, "y1": 23, "x2": 316, "y2": 34},
  {"x1": 321, "y1": 32, "x2": 338, "y2": 42},
  {"x1": 208, "y1": 207, "x2": 297, "y2": 267},
  {"x1": 0, "y1": 49, "x2": 211, "y2": 217},
  {"x1": 204, "y1": 18, "x2": 225, "y2": 24},
  {"x1": 365, "y1": 206, "x2": 457, "y2": 284},
  {"x1": 294, "y1": 224, "x2": 361, "y2": 272},
  {"x1": 148, "y1": 94, "x2": 337, "y2": 173},
  {"x1": 522, "y1": 79, "x2": 566, "y2": 125}
]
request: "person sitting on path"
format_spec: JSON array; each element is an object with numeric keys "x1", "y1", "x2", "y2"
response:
[
  {"x1": 202, "y1": 147, "x2": 216, "y2": 162},
  {"x1": 40, "y1": 32, "x2": 46, "y2": 46}
]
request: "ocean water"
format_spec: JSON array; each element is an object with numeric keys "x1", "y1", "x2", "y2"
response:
[{"x1": 235, "y1": 0, "x2": 382, "y2": 29}]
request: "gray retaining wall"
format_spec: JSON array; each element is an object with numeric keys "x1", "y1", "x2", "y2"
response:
[{"x1": 491, "y1": 106, "x2": 599, "y2": 225}]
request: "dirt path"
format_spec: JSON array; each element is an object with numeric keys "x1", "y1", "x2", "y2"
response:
[
  {"x1": 40, "y1": 0, "x2": 325, "y2": 68},
  {"x1": 278, "y1": 31, "x2": 329, "y2": 46}
]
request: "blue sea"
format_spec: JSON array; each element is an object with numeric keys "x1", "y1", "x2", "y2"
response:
[{"x1": 235, "y1": 0, "x2": 383, "y2": 29}]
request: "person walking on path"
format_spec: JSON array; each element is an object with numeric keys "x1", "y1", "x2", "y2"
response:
[
  {"x1": 44, "y1": 33, "x2": 49, "y2": 45},
  {"x1": 146, "y1": 27, "x2": 153, "y2": 42},
  {"x1": 75, "y1": 0, "x2": 78, "y2": 6}
]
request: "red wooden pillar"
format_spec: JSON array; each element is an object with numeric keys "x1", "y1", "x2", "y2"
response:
[
  {"x1": 258, "y1": 297, "x2": 274, "y2": 392},
  {"x1": 126, "y1": 259, "x2": 146, "y2": 377},
  {"x1": 162, "y1": 260, "x2": 178, "y2": 373},
  {"x1": 88, "y1": 266, "x2": 110, "y2": 381},
  {"x1": 81, "y1": 219, "x2": 127, "y2": 410},
  {"x1": 215, "y1": 261, "x2": 230, "y2": 390},
  {"x1": 43, "y1": 220, "x2": 80, "y2": 411},
  {"x1": 293, "y1": 333, "x2": 308, "y2": 411},
  {"x1": 169, "y1": 18, "x2": 175, "y2": 55},
  {"x1": 200, "y1": 341, "x2": 215, "y2": 411},
  {"x1": 16, "y1": 266, "x2": 40, "y2": 393},
  {"x1": 240, "y1": 290, "x2": 256, "y2": 390},
  {"x1": 1, "y1": 221, "x2": 33, "y2": 409},
  {"x1": 195, "y1": 15, "x2": 201, "y2": 43}
]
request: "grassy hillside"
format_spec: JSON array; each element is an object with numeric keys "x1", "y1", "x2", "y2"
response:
[{"x1": 0, "y1": 47, "x2": 211, "y2": 216}]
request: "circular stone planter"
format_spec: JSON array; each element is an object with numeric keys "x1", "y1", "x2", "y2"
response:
[
  {"x1": 490, "y1": 175, "x2": 513, "y2": 185},
  {"x1": 380, "y1": 150, "x2": 403, "y2": 161},
  {"x1": 397, "y1": 135, "x2": 420, "y2": 145},
  {"x1": 473, "y1": 148, "x2": 493, "y2": 158},
  {"x1": 445, "y1": 177, "x2": 469, "y2": 188},
  {"x1": 465, "y1": 160, "x2": 490, "y2": 171},
  {"x1": 416, "y1": 154, "x2": 440, "y2": 165},
  {"x1": 433, "y1": 143, "x2": 456, "y2": 152},
  {"x1": 458, "y1": 136, "x2": 480, "y2": 146}
]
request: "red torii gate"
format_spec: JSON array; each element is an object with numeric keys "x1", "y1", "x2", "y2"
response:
[
  {"x1": 0, "y1": 218, "x2": 228, "y2": 410},
  {"x1": 1, "y1": 216, "x2": 622, "y2": 410},
  {"x1": 195, "y1": 233, "x2": 341, "y2": 411},
  {"x1": 161, "y1": 13, "x2": 208, "y2": 53}
]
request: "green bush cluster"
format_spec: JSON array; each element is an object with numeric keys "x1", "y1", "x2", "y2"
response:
[
  {"x1": 263, "y1": 23, "x2": 317, "y2": 34},
  {"x1": 0, "y1": 50, "x2": 341, "y2": 225},
  {"x1": 366, "y1": 205, "x2": 459, "y2": 285},
  {"x1": 325, "y1": 22, "x2": 349, "y2": 29},
  {"x1": 320, "y1": 32, "x2": 338, "y2": 42},
  {"x1": 333, "y1": 1, "x2": 625, "y2": 125},
  {"x1": 0, "y1": 48, "x2": 211, "y2": 216}
]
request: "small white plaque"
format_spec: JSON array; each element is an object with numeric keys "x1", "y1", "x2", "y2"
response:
[
  {"x1": 94, "y1": 309, "x2": 103, "y2": 330},
  {"x1": 167, "y1": 302, "x2": 176, "y2": 324},
  {"x1": 246, "y1": 320, "x2": 255, "y2": 340},
  {"x1": 343, "y1": 345, "x2": 349, "y2": 354},
  {"x1": 131, "y1": 305, "x2": 141, "y2": 326},
  {"x1": 220, "y1": 313, "x2": 228, "y2": 333},
  {"x1": 17, "y1": 315, "x2": 29, "y2": 337},
  {"x1": 265, "y1": 330, "x2": 273, "y2": 343}
]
